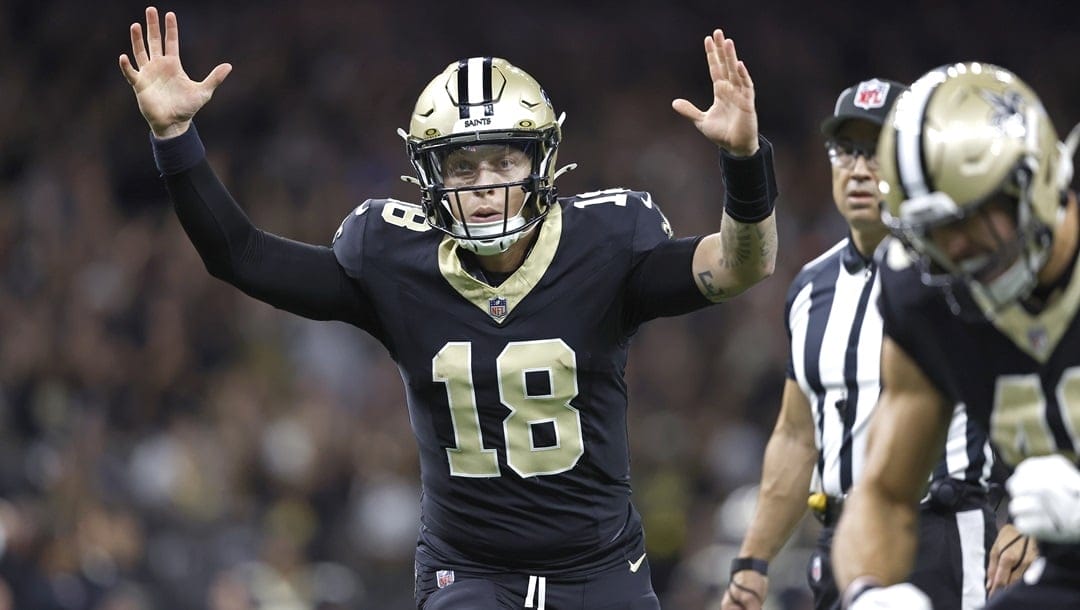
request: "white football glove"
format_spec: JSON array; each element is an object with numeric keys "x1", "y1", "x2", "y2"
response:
[
  {"x1": 1007, "y1": 454, "x2": 1080, "y2": 543},
  {"x1": 848, "y1": 583, "x2": 932, "y2": 610}
]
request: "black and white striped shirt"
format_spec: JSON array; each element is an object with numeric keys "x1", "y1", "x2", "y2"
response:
[{"x1": 785, "y1": 237, "x2": 993, "y2": 497}]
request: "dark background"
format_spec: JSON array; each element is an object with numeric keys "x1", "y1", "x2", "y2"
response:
[{"x1": 0, "y1": 1, "x2": 1076, "y2": 608}]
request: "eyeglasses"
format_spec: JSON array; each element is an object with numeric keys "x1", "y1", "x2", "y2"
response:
[{"x1": 826, "y1": 140, "x2": 879, "y2": 170}]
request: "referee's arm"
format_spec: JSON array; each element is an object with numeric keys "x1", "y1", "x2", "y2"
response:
[{"x1": 724, "y1": 378, "x2": 818, "y2": 608}]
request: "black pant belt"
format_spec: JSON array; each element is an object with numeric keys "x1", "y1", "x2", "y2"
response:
[
  {"x1": 809, "y1": 480, "x2": 987, "y2": 528},
  {"x1": 926, "y1": 479, "x2": 988, "y2": 513}
]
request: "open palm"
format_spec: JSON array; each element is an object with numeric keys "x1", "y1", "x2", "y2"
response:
[
  {"x1": 119, "y1": 7, "x2": 231, "y2": 138},
  {"x1": 673, "y1": 29, "x2": 758, "y2": 157}
]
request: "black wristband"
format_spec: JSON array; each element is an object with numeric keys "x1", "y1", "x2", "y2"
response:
[
  {"x1": 729, "y1": 556, "x2": 768, "y2": 578},
  {"x1": 720, "y1": 135, "x2": 778, "y2": 224},
  {"x1": 151, "y1": 123, "x2": 206, "y2": 176}
]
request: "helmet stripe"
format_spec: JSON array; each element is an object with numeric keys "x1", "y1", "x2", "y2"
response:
[
  {"x1": 467, "y1": 57, "x2": 486, "y2": 119},
  {"x1": 457, "y1": 59, "x2": 469, "y2": 120},
  {"x1": 482, "y1": 56, "x2": 494, "y2": 116},
  {"x1": 895, "y1": 68, "x2": 947, "y2": 199}
]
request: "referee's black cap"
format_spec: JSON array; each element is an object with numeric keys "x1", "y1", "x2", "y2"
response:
[{"x1": 821, "y1": 78, "x2": 908, "y2": 138}]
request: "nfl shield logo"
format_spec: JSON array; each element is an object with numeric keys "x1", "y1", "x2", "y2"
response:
[
  {"x1": 488, "y1": 296, "x2": 508, "y2": 321},
  {"x1": 1028, "y1": 325, "x2": 1048, "y2": 355},
  {"x1": 811, "y1": 555, "x2": 822, "y2": 583},
  {"x1": 436, "y1": 569, "x2": 455, "y2": 589},
  {"x1": 853, "y1": 79, "x2": 890, "y2": 110}
]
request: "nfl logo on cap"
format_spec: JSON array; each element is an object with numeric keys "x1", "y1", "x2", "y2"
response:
[
  {"x1": 437, "y1": 569, "x2": 455, "y2": 589},
  {"x1": 488, "y1": 296, "x2": 508, "y2": 321},
  {"x1": 853, "y1": 79, "x2": 891, "y2": 110}
]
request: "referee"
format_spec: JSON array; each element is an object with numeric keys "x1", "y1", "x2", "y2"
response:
[{"x1": 720, "y1": 79, "x2": 1033, "y2": 610}]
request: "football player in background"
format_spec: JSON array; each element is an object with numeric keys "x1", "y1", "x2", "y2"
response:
[
  {"x1": 722, "y1": 78, "x2": 1032, "y2": 610},
  {"x1": 120, "y1": 6, "x2": 778, "y2": 609},
  {"x1": 833, "y1": 63, "x2": 1080, "y2": 609}
]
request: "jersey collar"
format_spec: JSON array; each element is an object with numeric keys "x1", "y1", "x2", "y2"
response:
[
  {"x1": 438, "y1": 203, "x2": 563, "y2": 324},
  {"x1": 990, "y1": 246, "x2": 1080, "y2": 362},
  {"x1": 842, "y1": 235, "x2": 874, "y2": 274}
]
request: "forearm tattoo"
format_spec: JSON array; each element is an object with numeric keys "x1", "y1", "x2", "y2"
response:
[
  {"x1": 719, "y1": 220, "x2": 768, "y2": 270},
  {"x1": 698, "y1": 216, "x2": 776, "y2": 299},
  {"x1": 697, "y1": 270, "x2": 727, "y2": 299}
]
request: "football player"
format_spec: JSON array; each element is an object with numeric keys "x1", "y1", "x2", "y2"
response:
[
  {"x1": 120, "y1": 6, "x2": 779, "y2": 609},
  {"x1": 722, "y1": 78, "x2": 1031, "y2": 610},
  {"x1": 832, "y1": 63, "x2": 1080, "y2": 609}
]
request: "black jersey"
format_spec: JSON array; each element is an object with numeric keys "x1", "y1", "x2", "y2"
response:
[
  {"x1": 877, "y1": 237, "x2": 1080, "y2": 562},
  {"x1": 330, "y1": 190, "x2": 709, "y2": 571}
]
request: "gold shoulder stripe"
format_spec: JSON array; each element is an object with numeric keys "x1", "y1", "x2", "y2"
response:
[
  {"x1": 438, "y1": 204, "x2": 563, "y2": 324},
  {"x1": 991, "y1": 257, "x2": 1080, "y2": 362}
]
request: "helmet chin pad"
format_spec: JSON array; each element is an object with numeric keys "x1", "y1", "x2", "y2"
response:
[
  {"x1": 452, "y1": 213, "x2": 531, "y2": 255},
  {"x1": 974, "y1": 256, "x2": 1039, "y2": 310}
]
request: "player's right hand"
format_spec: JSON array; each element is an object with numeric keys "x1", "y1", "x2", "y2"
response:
[
  {"x1": 847, "y1": 583, "x2": 932, "y2": 610},
  {"x1": 1007, "y1": 454, "x2": 1080, "y2": 543},
  {"x1": 719, "y1": 571, "x2": 766, "y2": 610},
  {"x1": 119, "y1": 6, "x2": 232, "y2": 139}
]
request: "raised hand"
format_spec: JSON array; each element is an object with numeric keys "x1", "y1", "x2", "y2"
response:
[
  {"x1": 673, "y1": 29, "x2": 759, "y2": 157},
  {"x1": 119, "y1": 6, "x2": 232, "y2": 138}
]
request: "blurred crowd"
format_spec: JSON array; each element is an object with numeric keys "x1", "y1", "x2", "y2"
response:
[{"x1": 0, "y1": 1, "x2": 1076, "y2": 608}]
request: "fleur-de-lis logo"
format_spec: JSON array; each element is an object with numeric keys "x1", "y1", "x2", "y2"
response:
[{"x1": 981, "y1": 90, "x2": 1028, "y2": 139}]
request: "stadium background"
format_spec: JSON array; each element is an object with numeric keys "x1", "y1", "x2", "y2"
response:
[{"x1": 0, "y1": 1, "x2": 1076, "y2": 608}]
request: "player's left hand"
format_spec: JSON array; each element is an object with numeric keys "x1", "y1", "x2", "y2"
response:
[
  {"x1": 986, "y1": 522, "x2": 1038, "y2": 597},
  {"x1": 1007, "y1": 454, "x2": 1080, "y2": 543},
  {"x1": 672, "y1": 29, "x2": 759, "y2": 157}
]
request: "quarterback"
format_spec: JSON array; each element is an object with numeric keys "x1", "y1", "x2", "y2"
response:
[{"x1": 120, "y1": 6, "x2": 778, "y2": 609}]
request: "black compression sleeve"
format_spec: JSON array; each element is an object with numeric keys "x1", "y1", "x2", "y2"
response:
[
  {"x1": 152, "y1": 124, "x2": 207, "y2": 175},
  {"x1": 163, "y1": 159, "x2": 376, "y2": 326}
]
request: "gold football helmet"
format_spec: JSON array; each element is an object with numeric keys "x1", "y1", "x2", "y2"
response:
[
  {"x1": 398, "y1": 57, "x2": 575, "y2": 255},
  {"x1": 877, "y1": 62, "x2": 1077, "y2": 313}
]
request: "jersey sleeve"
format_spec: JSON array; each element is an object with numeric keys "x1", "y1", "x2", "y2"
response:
[
  {"x1": 623, "y1": 191, "x2": 711, "y2": 328},
  {"x1": 331, "y1": 199, "x2": 375, "y2": 281},
  {"x1": 784, "y1": 270, "x2": 813, "y2": 381},
  {"x1": 162, "y1": 159, "x2": 379, "y2": 329},
  {"x1": 876, "y1": 243, "x2": 957, "y2": 401}
]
